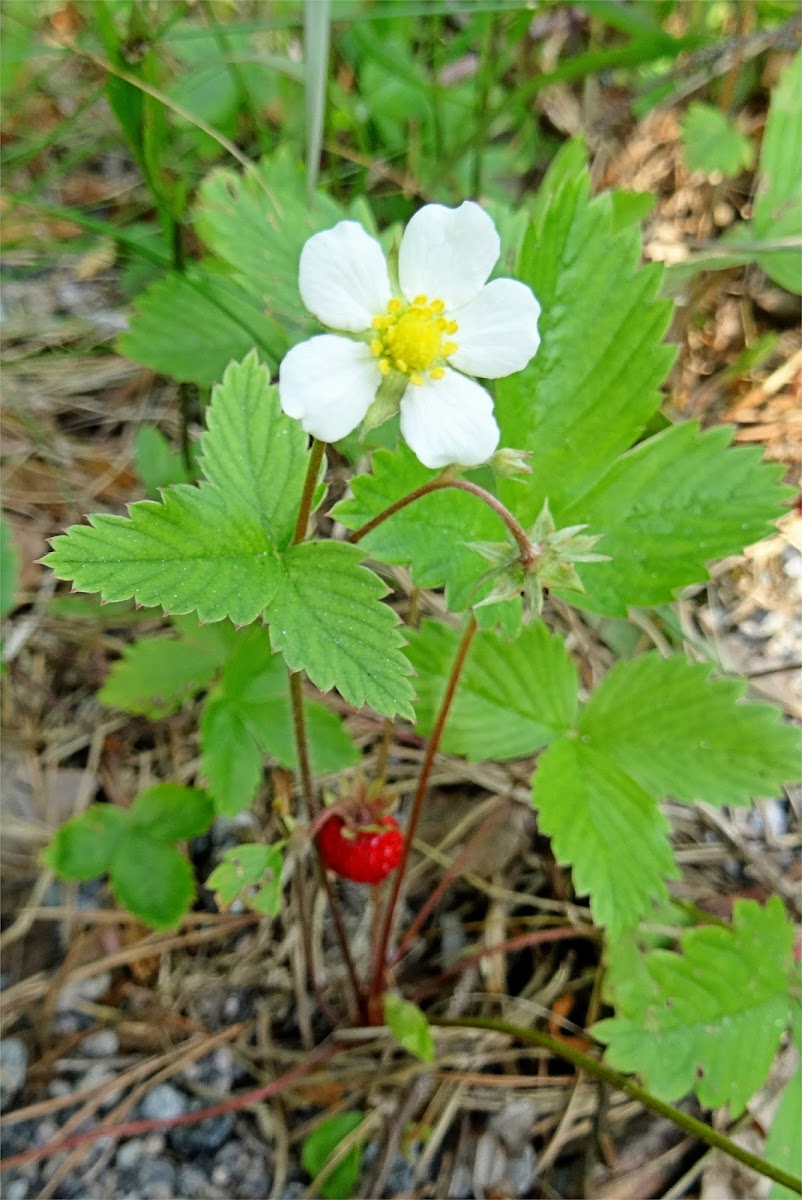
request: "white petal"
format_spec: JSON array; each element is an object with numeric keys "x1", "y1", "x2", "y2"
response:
[
  {"x1": 299, "y1": 221, "x2": 391, "y2": 332},
  {"x1": 279, "y1": 335, "x2": 381, "y2": 442},
  {"x1": 398, "y1": 201, "x2": 500, "y2": 310},
  {"x1": 448, "y1": 278, "x2": 541, "y2": 379},
  {"x1": 400, "y1": 369, "x2": 499, "y2": 469}
]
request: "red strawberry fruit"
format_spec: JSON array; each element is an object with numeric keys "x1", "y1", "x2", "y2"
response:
[{"x1": 318, "y1": 814, "x2": 404, "y2": 885}]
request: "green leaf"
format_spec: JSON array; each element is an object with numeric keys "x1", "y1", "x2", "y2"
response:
[
  {"x1": 579, "y1": 653, "x2": 801, "y2": 806},
  {"x1": 301, "y1": 1112, "x2": 365, "y2": 1200},
  {"x1": 269, "y1": 541, "x2": 415, "y2": 719},
  {"x1": 44, "y1": 356, "x2": 309, "y2": 626},
  {"x1": 129, "y1": 784, "x2": 214, "y2": 842},
  {"x1": 200, "y1": 626, "x2": 358, "y2": 814},
  {"x1": 558, "y1": 422, "x2": 792, "y2": 615},
  {"x1": 766, "y1": 1065, "x2": 802, "y2": 1199},
  {"x1": 495, "y1": 154, "x2": 675, "y2": 525},
  {"x1": 384, "y1": 994, "x2": 434, "y2": 1063},
  {"x1": 753, "y1": 52, "x2": 802, "y2": 294},
  {"x1": 43, "y1": 804, "x2": 129, "y2": 882},
  {"x1": 118, "y1": 270, "x2": 284, "y2": 385},
  {"x1": 532, "y1": 739, "x2": 678, "y2": 934},
  {"x1": 134, "y1": 426, "x2": 195, "y2": 497},
  {"x1": 194, "y1": 149, "x2": 345, "y2": 343},
  {"x1": 99, "y1": 621, "x2": 237, "y2": 717},
  {"x1": 332, "y1": 443, "x2": 505, "y2": 612},
  {"x1": 609, "y1": 189, "x2": 656, "y2": 232},
  {"x1": 206, "y1": 842, "x2": 285, "y2": 916},
  {"x1": 408, "y1": 619, "x2": 578, "y2": 761},
  {"x1": 681, "y1": 102, "x2": 754, "y2": 176},
  {"x1": 199, "y1": 353, "x2": 309, "y2": 551},
  {"x1": 200, "y1": 696, "x2": 266, "y2": 817},
  {"x1": 595, "y1": 897, "x2": 795, "y2": 1113},
  {"x1": 1, "y1": 515, "x2": 20, "y2": 618},
  {"x1": 110, "y1": 834, "x2": 195, "y2": 931}
]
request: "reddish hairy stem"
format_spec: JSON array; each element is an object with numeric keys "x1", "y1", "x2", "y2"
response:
[
  {"x1": 346, "y1": 476, "x2": 535, "y2": 569},
  {"x1": 369, "y1": 614, "x2": 479, "y2": 1013},
  {"x1": 293, "y1": 437, "x2": 326, "y2": 543},
  {"x1": 0, "y1": 1042, "x2": 342, "y2": 1172}
]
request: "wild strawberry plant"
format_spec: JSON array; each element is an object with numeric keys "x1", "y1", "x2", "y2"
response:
[{"x1": 43, "y1": 137, "x2": 800, "y2": 1189}]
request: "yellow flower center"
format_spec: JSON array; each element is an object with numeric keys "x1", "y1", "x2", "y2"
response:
[{"x1": 370, "y1": 295, "x2": 459, "y2": 386}]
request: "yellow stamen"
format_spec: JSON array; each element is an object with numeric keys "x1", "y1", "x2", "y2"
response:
[
  {"x1": 431, "y1": 367, "x2": 445, "y2": 380},
  {"x1": 431, "y1": 299, "x2": 445, "y2": 314},
  {"x1": 388, "y1": 298, "x2": 402, "y2": 313},
  {"x1": 370, "y1": 339, "x2": 382, "y2": 356},
  {"x1": 446, "y1": 320, "x2": 459, "y2": 334},
  {"x1": 370, "y1": 293, "x2": 453, "y2": 381},
  {"x1": 412, "y1": 294, "x2": 428, "y2": 306},
  {"x1": 378, "y1": 359, "x2": 391, "y2": 375},
  {"x1": 442, "y1": 341, "x2": 458, "y2": 356},
  {"x1": 409, "y1": 373, "x2": 424, "y2": 386}
]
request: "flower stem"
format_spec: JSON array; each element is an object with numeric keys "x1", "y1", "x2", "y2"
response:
[
  {"x1": 368, "y1": 614, "x2": 479, "y2": 1015},
  {"x1": 431, "y1": 1015, "x2": 802, "y2": 1194},
  {"x1": 346, "y1": 476, "x2": 535, "y2": 569},
  {"x1": 288, "y1": 437, "x2": 365, "y2": 1020},
  {"x1": 293, "y1": 437, "x2": 326, "y2": 544}
]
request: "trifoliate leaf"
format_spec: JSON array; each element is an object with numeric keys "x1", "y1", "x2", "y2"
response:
[
  {"x1": 110, "y1": 834, "x2": 195, "y2": 931},
  {"x1": 579, "y1": 653, "x2": 800, "y2": 806},
  {"x1": 207, "y1": 842, "x2": 285, "y2": 916},
  {"x1": 44, "y1": 356, "x2": 309, "y2": 625},
  {"x1": 558, "y1": 422, "x2": 792, "y2": 615},
  {"x1": 118, "y1": 269, "x2": 284, "y2": 384},
  {"x1": 199, "y1": 626, "x2": 358, "y2": 814},
  {"x1": 129, "y1": 784, "x2": 214, "y2": 842},
  {"x1": 681, "y1": 102, "x2": 754, "y2": 177},
  {"x1": 408, "y1": 618, "x2": 578, "y2": 761},
  {"x1": 268, "y1": 540, "x2": 415, "y2": 719},
  {"x1": 594, "y1": 897, "x2": 795, "y2": 1113},
  {"x1": 753, "y1": 52, "x2": 802, "y2": 294},
  {"x1": 43, "y1": 804, "x2": 128, "y2": 881},
  {"x1": 194, "y1": 149, "x2": 345, "y2": 344},
  {"x1": 532, "y1": 739, "x2": 678, "y2": 934},
  {"x1": 384, "y1": 994, "x2": 434, "y2": 1063},
  {"x1": 1, "y1": 515, "x2": 20, "y2": 618},
  {"x1": 332, "y1": 443, "x2": 504, "y2": 612},
  {"x1": 495, "y1": 153, "x2": 675, "y2": 525},
  {"x1": 99, "y1": 620, "x2": 237, "y2": 717},
  {"x1": 301, "y1": 1112, "x2": 366, "y2": 1200},
  {"x1": 765, "y1": 1064, "x2": 802, "y2": 1200}
]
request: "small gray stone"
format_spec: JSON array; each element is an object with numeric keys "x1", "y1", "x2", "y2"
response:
[
  {"x1": 167, "y1": 1100, "x2": 234, "y2": 1156},
  {"x1": 383, "y1": 1151, "x2": 415, "y2": 1195},
  {"x1": 506, "y1": 1144, "x2": 537, "y2": 1197},
  {"x1": 81, "y1": 1063, "x2": 121, "y2": 1109},
  {"x1": 139, "y1": 1083, "x2": 188, "y2": 1123},
  {"x1": 116, "y1": 1138, "x2": 147, "y2": 1170},
  {"x1": 4, "y1": 1178, "x2": 30, "y2": 1200},
  {"x1": 176, "y1": 1163, "x2": 217, "y2": 1198},
  {"x1": 81, "y1": 1028, "x2": 120, "y2": 1058},
  {"x1": 56, "y1": 972, "x2": 112, "y2": 1011},
  {"x1": 279, "y1": 1183, "x2": 305, "y2": 1200},
  {"x1": 0, "y1": 1038, "x2": 28, "y2": 1111}
]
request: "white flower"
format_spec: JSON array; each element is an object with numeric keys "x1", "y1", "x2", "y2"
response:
[{"x1": 278, "y1": 201, "x2": 541, "y2": 469}]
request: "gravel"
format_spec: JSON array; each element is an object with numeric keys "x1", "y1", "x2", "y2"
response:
[
  {"x1": 139, "y1": 1083, "x2": 188, "y2": 1123},
  {"x1": 81, "y1": 1028, "x2": 120, "y2": 1058},
  {"x1": 0, "y1": 1038, "x2": 28, "y2": 1111},
  {"x1": 166, "y1": 1100, "x2": 234, "y2": 1156}
]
